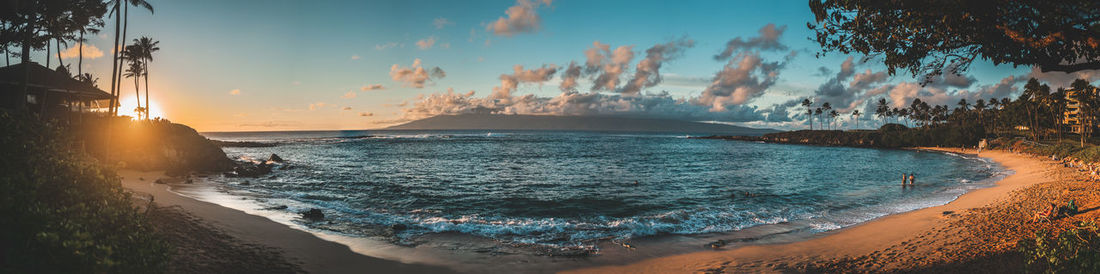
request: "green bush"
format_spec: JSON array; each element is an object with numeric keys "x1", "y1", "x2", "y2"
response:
[
  {"x1": 1019, "y1": 221, "x2": 1100, "y2": 273},
  {"x1": 0, "y1": 111, "x2": 169, "y2": 273}
]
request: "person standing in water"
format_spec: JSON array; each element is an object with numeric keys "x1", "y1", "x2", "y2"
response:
[
  {"x1": 902, "y1": 173, "x2": 908, "y2": 186},
  {"x1": 909, "y1": 174, "x2": 916, "y2": 186}
]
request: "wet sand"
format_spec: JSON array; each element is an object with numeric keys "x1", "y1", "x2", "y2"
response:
[
  {"x1": 119, "y1": 170, "x2": 453, "y2": 274},
  {"x1": 567, "y1": 148, "x2": 1099, "y2": 273}
]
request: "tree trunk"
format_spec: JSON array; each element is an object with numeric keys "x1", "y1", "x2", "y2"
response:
[
  {"x1": 144, "y1": 57, "x2": 150, "y2": 120},
  {"x1": 108, "y1": 2, "x2": 121, "y2": 115},
  {"x1": 78, "y1": 31, "x2": 83, "y2": 75},
  {"x1": 133, "y1": 75, "x2": 141, "y2": 119},
  {"x1": 18, "y1": 18, "x2": 33, "y2": 112},
  {"x1": 115, "y1": 3, "x2": 130, "y2": 115},
  {"x1": 55, "y1": 39, "x2": 65, "y2": 71}
]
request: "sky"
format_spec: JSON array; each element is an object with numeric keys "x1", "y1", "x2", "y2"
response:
[{"x1": 29, "y1": 0, "x2": 1100, "y2": 132}]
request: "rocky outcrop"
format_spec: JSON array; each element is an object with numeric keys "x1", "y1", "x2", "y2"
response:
[{"x1": 300, "y1": 208, "x2": 324, "y2": 221}]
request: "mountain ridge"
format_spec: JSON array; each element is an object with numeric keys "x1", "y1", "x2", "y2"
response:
[{"x1": 385, "y1": 114, "x2": 780, "y2": 136}]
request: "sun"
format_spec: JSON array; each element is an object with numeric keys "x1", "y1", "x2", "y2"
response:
[{"x1": 117, "y1": 96, "x2": 166, "y2": 120}]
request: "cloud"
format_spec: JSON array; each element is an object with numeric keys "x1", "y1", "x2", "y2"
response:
[
  {"x1": 486, "y1": 0, "x2": 553, "y2": 37},
  {"x1": 1025, "y1": 67, "x2": 1100, "y2": 88},
  {"x1": 490, "y1": 64, "x2": 558, "y2": 99},
  {"x1": 360, "y1": 84, "x2": 385, "y2": 91},
  {"x1": 343, "y1": 91, "x2": 357, "y2": 99},
  {"x1": 809, "y1": 57, "x2": 891, "y2": 112},
  {"x1": 558, "y1": 62, "x2": 582, "y2": 91},
  {"x1": 433, "y1": 17, "x2": 454, "y2": 29},
  {"x1": 342, "y1": 106, "x2": 352, "y2": 110},
  {"x1": 416, "y1": 36, "x2": 437, "y2": 50},
  {"x1": 229, "y1": 89, "x2": 241, "y2": 95},
  {"x1": 584, "y1": 42, "x2": 634, "y2": 91},
  {"x1": 714, "y1": 24, "x2": 788, "y2": 61},
  {"x1": 59, "y1": 44, "x2": 104, "y2": 59},
  {"x1": 389, "y1": 59, "x2": 446, "y2": 88},
  {"x1": 375, "y1": 42, "x2": 399, "y2": 50},
  {"x1": 308, "y1": 102, "x2": 328, "y2": 111},
  {"x1": 620, "y1": 38, "x2": 695, "y2": 94},
  {"x1": 694, "y1": 51, "x2": 794, "y2": 111},
  {"x1": 351, "y1": 54, "x2": 361, "y2": 60},
  {"x1": 359, "y1": 112, "x2": 374, "y2": 117}
]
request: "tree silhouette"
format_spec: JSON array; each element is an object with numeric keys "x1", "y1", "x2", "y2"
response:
[{"x1": 809, "y1": 0, "x2": 1100, "y2": 82}]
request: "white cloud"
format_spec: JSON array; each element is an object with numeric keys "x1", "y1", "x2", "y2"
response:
[
  {"x1": 59, "y1": 44, "x2": 104, "y2": 59},
  {"x1": 416, "y1": 36, "x2": 437, "y2": 50},
  {"x1": 390, "y1": 59, "x2": 446, "y2": 88},
  {"x1": 343, "y1": 91, "x2": 357, "y2": 99},
  {"x1": 308, "y1": 102, "x2": 327, "y2": 111},
  {"x1": 485, "y1": 0, "x2": 553, "y2": 37},
  {"x1": 360, "y1": 84, "x2": 385, "y2": 91},
  {"x1": 229, "y1": 89, "x2": 241, "y2": 95}
]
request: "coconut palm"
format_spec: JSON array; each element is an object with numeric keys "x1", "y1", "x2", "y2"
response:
[
  {"x1": 828, "y1": 110, "x2": 839, "y2": 130},
  {"x1": 875, "y1": 98, "x2": 889, "y2": 127},
  {"x1": 107, "y1": 0, "x2": 153, "y2": 115},
  {"x1": 851, "y1": 110, "x2": 861, "y2": 129},
  {"x1": 1071, "y1": 79, "x2": 1097, "y2": 147},
  {"x1": 122, "y1": 47, "x2": 143, "y2": 119},
  {"x1": 131, "y1": 36, "x2": 159, "y2": 119},
  {"x1": 801, "y1": 98, "x2": 813, "y2": 130}
]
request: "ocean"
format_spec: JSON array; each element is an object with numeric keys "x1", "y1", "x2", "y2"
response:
[{"x1": 194, "y1": 130, "x2": 1005, "y2": 270}]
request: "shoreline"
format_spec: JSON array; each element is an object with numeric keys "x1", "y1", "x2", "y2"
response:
[
  {"x1": 565, "y1": 148, "x2": 1060, "y2": 273},
  {"x1": 118, "y1": 170, "x2": 454, "y2": 274}
]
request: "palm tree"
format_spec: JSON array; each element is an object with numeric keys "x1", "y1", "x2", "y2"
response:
[
  {"x1": 801, "y1": 98, "x2": 814, "y2": 130},
  {"x1": 75, "y1": 73, "x2": 98, "y2": 86},
  {"x1": 851, "y1": 110, "x2": 861, "y2": 129},
  {"x1": 1050, "y1": 88, "x2": 1067, "y2": 141},
  {"x1": 122, "y1": 47, "x2": 143, "y2": 119},
  {"x1": 1071, "y1": 79, "x2": 1096, "y2": 147},
  {"x1": 815, "y1": 107, "x2": 823, "y2": 129},
  {"x1": 875, "y1": 98, "x2": 889, "y2": 126},
  {"x1": 108, "y1": 0, "x2": 153, "y2": 115},
  {"x1": 131, "y1": 36, "x2": 159, "y2": 119},
  {"x1": 829, "y1": 110, "x2": 839, "y2": 130},
  {"x1": 821, "y1": 102, "x2": 833, "y2": 129}
]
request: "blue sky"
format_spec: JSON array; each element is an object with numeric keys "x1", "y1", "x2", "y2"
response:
[{"x1": 31, "y1": 0, "x2": 1095, "y2": 131}]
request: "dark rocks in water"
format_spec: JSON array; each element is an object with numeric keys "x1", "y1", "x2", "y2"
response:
[
  {"x1": 300, "y1": 208, "x2": 325, "y2": 221},
  {"x1": 390, "y1": 224, "x2": 407, "y2": 231},
  {"x1": 268, "y1": 153, "x2": 285, "y2": 163},
  {"x1": 227, "y1": 161, "x2": 273, "y2": 178},
  {"x1": 708, "y1": 239, "x2": 728, "y2": 249},
  {"x1": 265, "y1": 205, "x2": 289, "y2": 210},
  {"x1": 240, "y1": 181, "x2": 251, "y2": 186}
]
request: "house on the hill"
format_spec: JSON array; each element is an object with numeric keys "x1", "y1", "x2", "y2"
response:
[
  {"x1": 1064, "y1": 86, "x2": 1099, "y2": 134},
  {"x1": 0, "y1": 62, "x2": 113, "y2": 117}
]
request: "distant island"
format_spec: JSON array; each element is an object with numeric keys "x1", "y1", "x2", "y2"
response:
[{"x1": 385, "y1": 113, "x2": 780, "y2": 136}]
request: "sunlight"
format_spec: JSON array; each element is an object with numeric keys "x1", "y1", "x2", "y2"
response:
[{"x1": 117, "y1": 96, "x2": 166, "y2": 120}]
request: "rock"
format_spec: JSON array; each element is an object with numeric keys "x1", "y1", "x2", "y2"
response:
[
  {"x1": 240, "y1": 181, "x2": 251, "y2": 186},
  {"x1": 154, "y1": 178, "x2": 167, "y2": 184},
  {"x1": 708, "y1": 239, "x2": 728, "y2": 249},
  {"x1": 391, "y1": 224, "x2": 408, "y2": 231},
  {"x1": 265, "y1": 205, "x2": 288, "y2": 210},
  {"x1": 185, "y1": 179, "x2": 194, "y2": 184},
  {"x1": 300, "y1": 208, "x2": 325, "y2": 221},
  {"x1": 268, "y1": 153, "x2": 285, "y2": 163},
  {"x1": 228, "y1": 161, "x2": 273, "y2": 178}
]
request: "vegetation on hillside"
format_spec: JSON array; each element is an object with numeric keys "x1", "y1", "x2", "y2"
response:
[{"x1": 0, "y1": 111, "x2": 169, "y2": 273}]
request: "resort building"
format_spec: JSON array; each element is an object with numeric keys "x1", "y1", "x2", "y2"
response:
[
  {"x1": 1063, "y1": 86, "x2": 1099, "y2": 134},
  {"x1": 0, "y1": 62, "x2": 112, "y2": 118}
]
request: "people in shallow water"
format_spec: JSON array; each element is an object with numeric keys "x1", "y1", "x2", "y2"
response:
[
  {"x1": 902, "y1": 173, "x2": 908, "y2": 186},
  {"x1": 909, "y1": 174, "x2": 916, "y2": 185}
]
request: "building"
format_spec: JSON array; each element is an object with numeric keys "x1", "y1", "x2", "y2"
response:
[
  {"x1": 0, "y1": 62, "x2": 113, "y2": 118},
  {"x1": 1063, "y1": 86, "x2": 1099, "y2": 134}
]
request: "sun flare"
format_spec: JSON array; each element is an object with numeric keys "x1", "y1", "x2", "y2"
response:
[{"x1": 117, "y1": 96, "x2": 166, "y2": 120}]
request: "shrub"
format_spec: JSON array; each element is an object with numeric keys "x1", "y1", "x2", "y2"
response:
[
  {"x1": 1019, "y1": 221, "x2": 1100, "y2": 273},
  {"x1": 0, "y1": 111, "x2": 170, "y2": 273}
]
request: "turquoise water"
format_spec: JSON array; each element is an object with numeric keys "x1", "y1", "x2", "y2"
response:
[{"x1": 202, "y1": 130, "x2": 1003, "y2": 250}]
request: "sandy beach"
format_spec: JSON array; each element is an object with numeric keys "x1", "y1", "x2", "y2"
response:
[
  {"x1": 117, "y1": 148, "x2": 1100, "y2": 273},
  {"x1": 567, "y1": 148, "x2": 1100, "y2": 273},
  {"x1": 119, "y1": 170, "x2": 453, "y2": 274}
]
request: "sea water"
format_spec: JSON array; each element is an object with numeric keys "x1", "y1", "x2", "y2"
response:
[{"x1": 198, "y1": 130, "x2": 1002, "y2": 258}]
